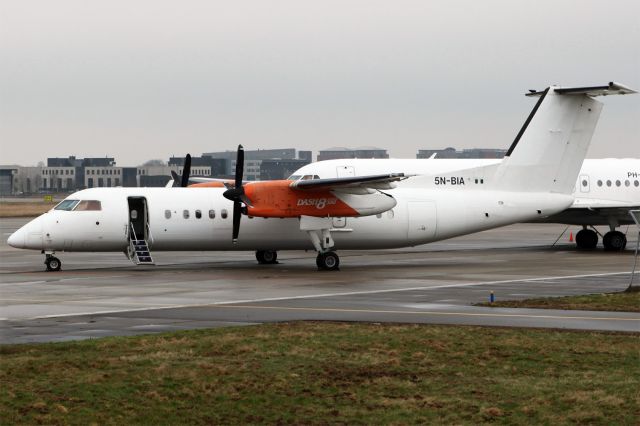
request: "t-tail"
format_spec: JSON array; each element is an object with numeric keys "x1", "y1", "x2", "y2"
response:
[{"x1": 491, "y1": 82, "x2": 636, "y2": 193}]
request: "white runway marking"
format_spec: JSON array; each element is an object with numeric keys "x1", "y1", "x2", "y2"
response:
[{"x1": 6, "y1": 270, "x2": 635, "y2": 321}]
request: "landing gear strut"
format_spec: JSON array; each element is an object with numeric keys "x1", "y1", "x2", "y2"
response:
[
  {"x1": 575, "y1": 228, "x2": 598, "y2": 250},
  {"x1": 256, "y1": 250, "x2": 278, "y2": 264},
  {"x1": 44, "y1": 253, "x2": 61, "y2": 272},
  {"x1": 300, "y1": 216, "x2": 340, "y2": 271},
  {"x1": 603, "y1": 231, "x2": 627, "y2": 251}
]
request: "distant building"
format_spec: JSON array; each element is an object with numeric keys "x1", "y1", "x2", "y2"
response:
[
  {"x1": 136, "y1": 165, "x2": 179, "y2": 188},
  {"x1": 42, "y1": 156, "x2": 118, "y2": 191},
  {"x1": 317, "y1": 147, "x2": 389, "y2": 161},
  {"x1": 168, "y1": 156, "x2": 227, "y2": 177},
  {"x1": 84, "y1": 166, "x2": 123, "y2": 188},
  {"x1": 416, "y1": 147, "x2": 506, "y2": 159},
  {"x1": 298, "y1": 150, "x2": 313, "y2": 162},
  {"x1": 135, "y1": 165, "x2": 212, "y2": 187},
  {"x1": 0, "y1": 166, "x2": 18, "y2": 195},
  {"x1": 12, "y1": 167, "x2": 42, "y2": 194},
  {"x1": 260, "y1": 159, "x2": 311, "y2": 180},
  {"x1": 203, "y1": 148, "x2": 307, "y2": 180}
]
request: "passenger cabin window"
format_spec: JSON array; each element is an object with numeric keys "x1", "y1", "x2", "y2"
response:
[
  {"x1": 209, "y1": 209, "x2": 215, "y2": 219},
  {"x1": 195, "y1": 210, "x2": 202, "y2": 219},
  {"x1": 606, "y1": 180, "x2": 612, "y2": 187},
  {"x1": 74, "y1": 200, "x2": 102, "y2": 211},
  {"x1": 221, "y1": 209, "x2": 228, "y2": 219},
  {"x1": 597, "y1": 180, "x2": 603, "y2": 187},
  {"x1": 183, "y1": 210, "x2": 190, "y2": 219},
  {"x1": 165, "y1": 210, "x2": 171, "y2": 219},
  {"x1": 54, "y1": 200, "x2": 80, "y2": 211}
]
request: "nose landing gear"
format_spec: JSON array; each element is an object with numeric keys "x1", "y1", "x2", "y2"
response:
[{"x1": 44, "y1": 253, "x2": 61, "y2": 272}]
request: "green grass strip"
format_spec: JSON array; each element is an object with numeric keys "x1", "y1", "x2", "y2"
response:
[
  {"x1": 480, "y1": 290, "x2": 640, "y2": 312},
  {"x1": 1, "y1": 322, "x2": 638, "y2": 425}
]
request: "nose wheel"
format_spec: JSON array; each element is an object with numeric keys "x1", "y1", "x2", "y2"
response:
[{"x1": 45, "y1": 254, "x2": 62, "y2": 272}]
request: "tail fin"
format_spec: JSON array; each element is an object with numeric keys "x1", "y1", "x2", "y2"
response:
[{"x1": 493, "y1": 82, "x2": 635, "y2": 193}]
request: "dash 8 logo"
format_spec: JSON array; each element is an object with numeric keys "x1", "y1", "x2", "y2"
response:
[{"x1": 297, "y1": 198, "x2": 338, "y2": 209}]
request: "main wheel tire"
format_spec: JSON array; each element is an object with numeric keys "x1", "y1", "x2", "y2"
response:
[
  {"x1": 316, "y1": 252, "x2": 339, "y2": 271},
  {"x1": 256, "y1": 250, "x2": 278, "y2": 264},
  {"x1": 603, "y1": 231, "x2": 626, "y2": 251},
  {"x1": 575, "y1": 229, "x2": 598, "y2": 250},
  {"x1": 45, "y1": 256, "x2": 61, "y2": 272}
]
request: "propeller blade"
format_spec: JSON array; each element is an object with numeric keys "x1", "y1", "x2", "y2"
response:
[
  {"x1": 170, "y1": 171, "x2": 181, "y2": 187},
  {"x1": 181, "y1": 154, "x2": 192, "y2": 187},
  {"x1": 235, "y1": 145, "x2": 244, "y2": 189},
  {"x1": 223, "y1": 145, "x2": 247, "y2": 243},
  {"x1": 232, "y1": 201, "x2": 241, "y2": 243}
]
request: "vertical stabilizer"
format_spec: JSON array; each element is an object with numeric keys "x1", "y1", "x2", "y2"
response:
[{"x1": 492, "y1": 82, "x2": 635, "y2": 194}]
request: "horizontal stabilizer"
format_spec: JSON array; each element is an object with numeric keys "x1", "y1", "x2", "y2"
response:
[{"x1": 527, "y1": 82, "x2": 636, "y2": 97}]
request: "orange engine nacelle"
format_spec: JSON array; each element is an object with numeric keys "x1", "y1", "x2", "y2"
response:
[{"x1": 243, "y1": 181, "x2": 359, "y2": 218}]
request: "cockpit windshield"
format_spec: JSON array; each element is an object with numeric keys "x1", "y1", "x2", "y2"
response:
[
  {"x1": 287, "y1": 174, "x2": 321, "y2": 181},
  {"x1": 54, "y1": 200, "x2": 102, "y2": 211},
  {"x1": 75, "y1": 200, "x2": 102, "y2": 211},
  {"x1": 54, "y1": 200, "x2": 79, "y2": 211}
]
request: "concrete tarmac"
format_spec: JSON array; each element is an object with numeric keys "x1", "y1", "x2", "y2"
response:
[{"x1": 1, "y1": 218, "x2": 638, "y2": 343}]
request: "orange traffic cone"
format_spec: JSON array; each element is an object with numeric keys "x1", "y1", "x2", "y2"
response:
[{"x1": 569, "y1": 232, "x2": 574, "y2": 242}]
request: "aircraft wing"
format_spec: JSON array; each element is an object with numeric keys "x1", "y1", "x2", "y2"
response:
[
  {"x1": 571, "y1": 197, "x2": 640, "y2": 209},
  {"x1": 289, "y1": 173, "x2": 410, "y2": 192},
  {"x1": 188, "y1": 177, "x2": 235, "y2": 185},
  {"x1": 532, "y1": 197, "x2": 640, "y2": 226}
]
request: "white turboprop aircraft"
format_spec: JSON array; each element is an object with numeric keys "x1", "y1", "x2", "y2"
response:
[
  {"x1": 7, "y1": 82, "x2": 636, "y2": 271},
  {"x1": 294, "y1": 157, "x2": 640, "y2": 251}
]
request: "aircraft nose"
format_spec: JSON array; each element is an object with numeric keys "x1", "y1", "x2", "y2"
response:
[{"x1": 7, "y1": 228, "x2": 25, "y2": 249}]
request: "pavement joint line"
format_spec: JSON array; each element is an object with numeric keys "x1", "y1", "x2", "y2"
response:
[
  {"x1": 212, "y1": 304, "x2": 640, "y2": 322},
  {"x1": 3, "y1": 270, "x2": 635, "y2": 321}
]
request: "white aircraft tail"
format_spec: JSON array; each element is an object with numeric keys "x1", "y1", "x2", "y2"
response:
[{"x1": 492, "y1": 82, "x2": 635, "y2": 193}]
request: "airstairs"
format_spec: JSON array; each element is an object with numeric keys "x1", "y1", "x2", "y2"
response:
[{"x1": 128, "y1": 224, "x2": 154, "y2": 265}]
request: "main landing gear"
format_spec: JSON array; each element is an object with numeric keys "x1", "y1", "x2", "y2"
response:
[
  {"x1": 575, "y1": 228, "x2": 598, "y2": 250},
  {"x1": 256, "y1": 250, "x2": 278, "y2": 264},
  {"x1": 603, "y1": 230, "x2": 627, "y2": 251},
  {"x1": 301, "y1": 216, "x2": 340, "y2": 271},
  {"x1": 44, "y1": 253, "x2": 61, "y2": 271},
  {"x1": 574, "y1": 226, "x2": 627, "y2": 251},
  {"x1": 316, "y1": 251, "x2": 340, "y2": 271}
]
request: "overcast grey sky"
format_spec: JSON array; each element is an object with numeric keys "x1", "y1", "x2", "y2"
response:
[{"x1": 1, "y1": 0, "x2": 638, "y2": 166}]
